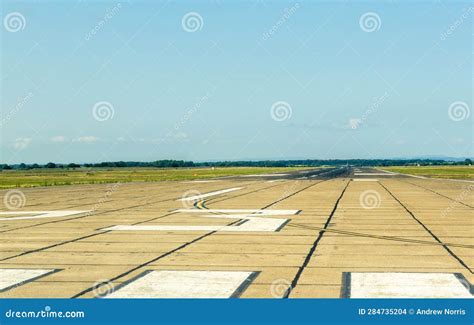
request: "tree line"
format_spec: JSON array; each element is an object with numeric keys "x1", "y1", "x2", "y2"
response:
[{"x1": 0, "y1": 158, "x2": 472, "y2": 170}]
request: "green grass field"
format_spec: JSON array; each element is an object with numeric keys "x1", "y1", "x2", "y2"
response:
[
  {"x1": 381, "y1": 166, "x2": 473, "y2": 180},
  {"x1": 0, "y1": 167, "x2": 312, "y2": 189}
]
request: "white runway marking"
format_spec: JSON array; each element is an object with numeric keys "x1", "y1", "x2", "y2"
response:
[
  {"x1": 374, "y1": 169, "x2": 397, "y2": 175},
  {"x1": 352, "y1": 179, "x2": 378, "y2": 182},
  {"x1": 0, "y1": 210, "x2": 90, "y2": 221},
  {"x1": 402, "y1": 173, "x2": 474, "y2": 183},
  {"x1": 0, "y1": 269, "x2": 56, "y2": 291},
  {"x1": 354, "y1": 173, "x2": 393, "y2": 176},
  {"x1": 240, "y1": 174, "x2": 288, "y2": 177},
  {"x1": 348, "y1": 273, "x2": 472, "y2": 298},
  {"x1": 104, "y1": 214, "x2": 288, "y2": 232},
  {"x1": 105, "y1": 270, "x2": 256, "y2": 298},
  {"x1": 104, "y1": 210, "x2": 289, "y2": 232},
  {"x1": 178, "y1": 187, "x2": 243, "y2": 201},
  {"x1": 174, "y1": 209, "x2": 300, "y2": 215}
]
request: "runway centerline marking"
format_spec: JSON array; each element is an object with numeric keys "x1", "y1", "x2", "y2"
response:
[
  {"x1": 104, "y1": 270, "x2": 258, "y2": 298},
  {"x1": 342, "y1": 272, "x2": 473, "y2": 298},
  {"x1": 177, "y1": 187, "x2": 243, "y2": 201}
]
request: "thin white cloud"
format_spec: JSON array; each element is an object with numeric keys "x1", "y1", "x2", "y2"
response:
[
  {"x1": 166, "y1": 131, "x2": 188, "y2": 139},
  {"x1": 13, "y1": 138, "x2": 32, "y2": 150},
  {"x1": 50, "y1": 135, "x2": 66, "y2": 142},
  {"x1": 76, "y1": 136, "x2": 99, "y2": 143}
]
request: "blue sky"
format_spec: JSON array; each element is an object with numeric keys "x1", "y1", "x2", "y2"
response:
[{"x1": 1, "y1": 0, "x2": 472, "y2": 164}]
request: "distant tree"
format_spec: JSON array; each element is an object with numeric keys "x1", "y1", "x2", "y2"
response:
[
  {"x1": 465, "y1": 159, "x2": 472, "y2": 165},
  {"x1": 45, "y1": 162, "x2": 57, "y2": 168},
  {"x1": 31, "y1": 163, "x2": 40, "y2": 169},
  {"x1": 67, "y1": 163, "x2": 80, "y2": 168},
  {"x1": 19, "y1": 163, "x2": 27, "y2": 169},
  {"x1": 2, "y1": 165, "x2": 12, "y2": 170},
  {"x1": 115, "y1": 161, "x2": 127, "y2": 168}
]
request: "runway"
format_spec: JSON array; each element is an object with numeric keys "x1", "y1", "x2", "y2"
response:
[{"x1": 0, "y1": 168, "x2": 472, "y2": 298}]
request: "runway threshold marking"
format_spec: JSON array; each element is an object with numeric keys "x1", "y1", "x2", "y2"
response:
[
  {"x1": 177, "y1": 187, "x2": 243, "y2": 201},
  {"x1": 104, "y1": 270, "x2": 258, "y2": 298},
  {"x1": 342, "y1": 272, "x2": 473, "y2": 298},
  {"x1": 73, "y1": 178, "x2": 330, "y2": 298},
  {"x1": 0, "y1": 211, "x2": 91, "y2": 221},
  {"x1": 0, "y1": 268, "x2": 59, "y2": 292}
]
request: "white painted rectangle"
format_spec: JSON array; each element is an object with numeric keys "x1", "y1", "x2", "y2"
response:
[
  {"x1": 177, "y1": 187, "x2": 243, "y2": 201},
  {"x1": 106, "y1": 225, "x2": 221, "y2": 231},
  {"x1": 352, "y1": 179, "x2": 379, "y2": 182},
  {"x1": 0, "y1": 211, "x2": 90, "y2": 221},
  {"x1": 354, "y1": 173, "x2": 393, "y2": 176},
  {"x1": 240, "y1": 174, "x2": 288, "y2": 177},
  {"x1": 105, "y1": 270, "x2": 256, "y2": 298},
  {"x1": 103, "y1": 215, "x2": 288, "y2": 232},
  {"x1": 0, "y1": 269, "x2": 56, "y2": 291},
  {"x1": 349, "y1": 273, "x2": 472, "y2": 298},
  {"x1": 174, "y1": 209, "x2": 300, "y2": 215}
]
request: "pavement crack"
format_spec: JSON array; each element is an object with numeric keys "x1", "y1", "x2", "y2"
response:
[
  {"x1": 284, "y1": 180, "x2": 351, "y2": 298},
  {"x1": 379, "y1": 182, "x2": 473, "y2": 274}
]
